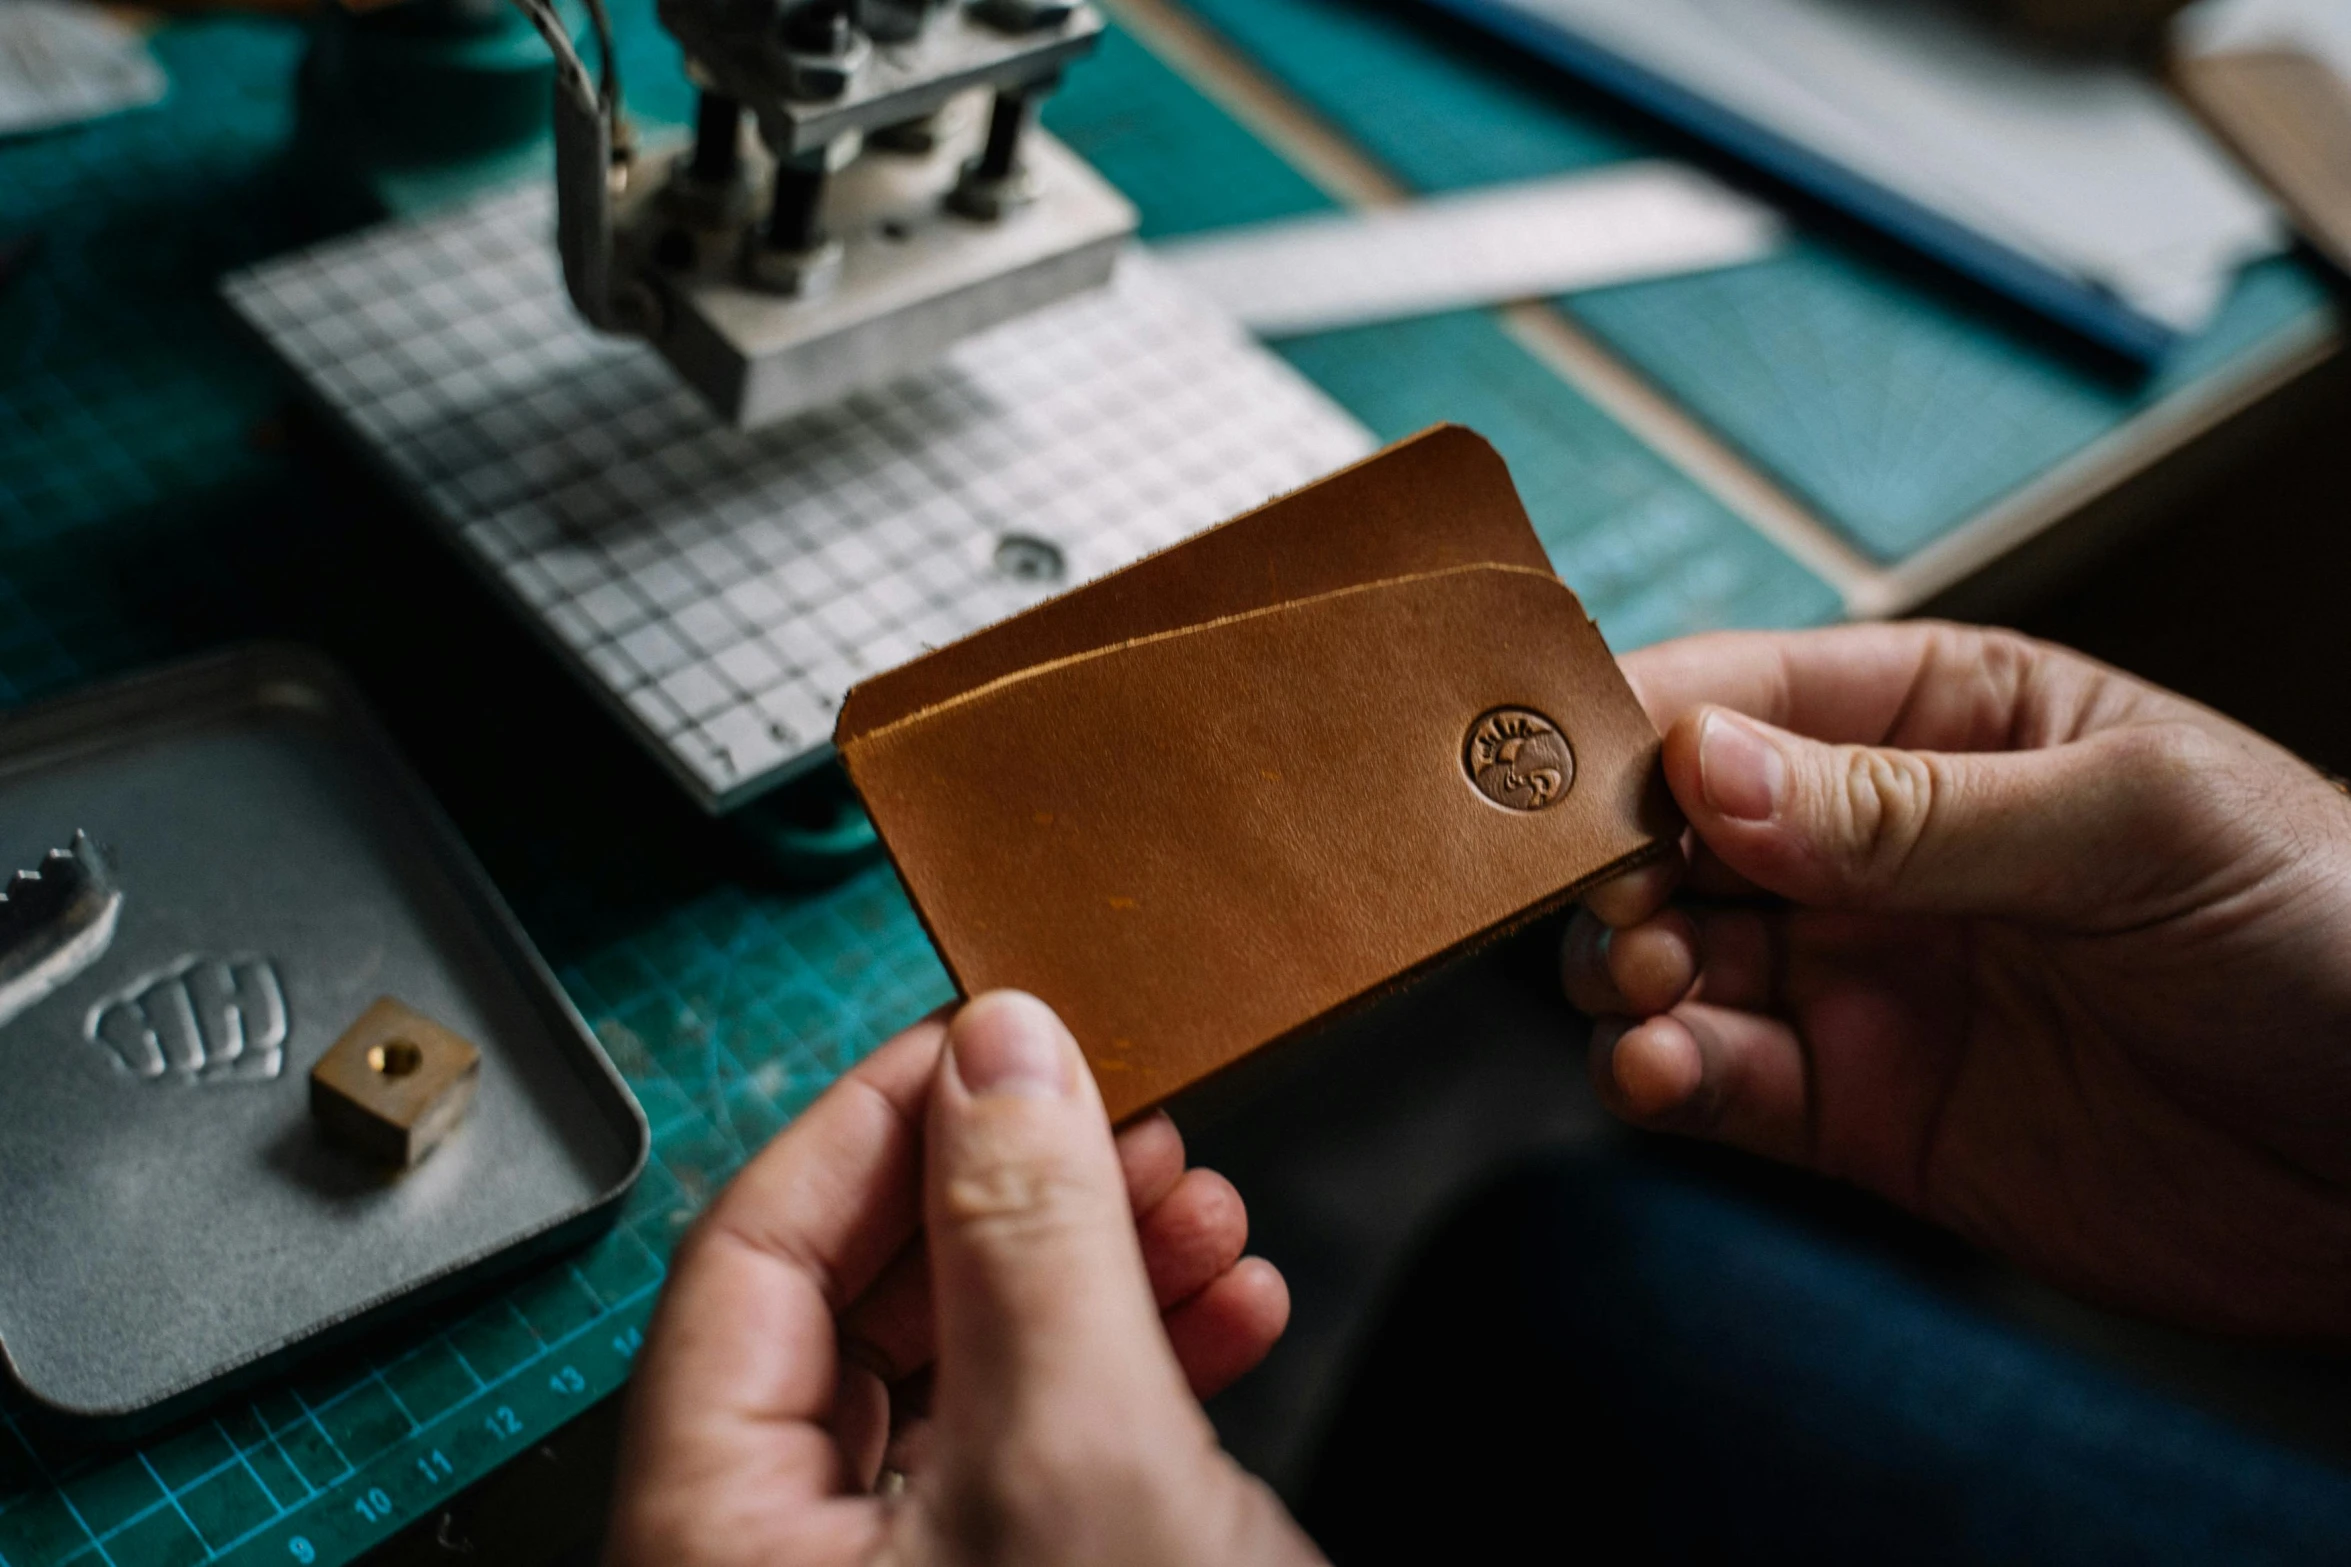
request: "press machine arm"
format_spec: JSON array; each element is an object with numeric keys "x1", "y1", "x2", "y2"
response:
[{"x1": 511, "y1": 0, "x2": 1133, "y2": 424}]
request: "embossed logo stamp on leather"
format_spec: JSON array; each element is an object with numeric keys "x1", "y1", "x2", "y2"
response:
[
  {"x1": 1465, "y1": 708, "x2": 1576, "y2": 812},
  {"x1": 86, "y1": 955, "x2": 289, "y2": 1084}
]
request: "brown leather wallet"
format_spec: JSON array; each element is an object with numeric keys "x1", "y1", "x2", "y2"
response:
[{"x1": 837, "y1": 425, "x2": 1678, "y2": 1121}]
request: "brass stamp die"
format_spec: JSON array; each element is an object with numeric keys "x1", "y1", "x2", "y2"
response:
[{"x1": 310, "y1": 997, "x2": 482, "y2": 1169}]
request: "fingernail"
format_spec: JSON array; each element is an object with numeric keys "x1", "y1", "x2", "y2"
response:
[
  {"x1": 1699, "y1": 711, "x2": 1783, "y2": 822},
  {"x1": 951, "y1": 991, "x2": 1072, "y2": 1099}
]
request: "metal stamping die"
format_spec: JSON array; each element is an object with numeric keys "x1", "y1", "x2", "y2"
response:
[{"x1": 310, "y1": 997, "x2": 482, "y2": 1169}]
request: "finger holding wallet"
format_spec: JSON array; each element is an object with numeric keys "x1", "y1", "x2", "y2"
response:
[
  {"x1": 1564, "y1": 621, "x2": 2351, "y2": 1339},
  {"x1": 603, "y1": 992, "x2": 1323, "y2": 1567}
]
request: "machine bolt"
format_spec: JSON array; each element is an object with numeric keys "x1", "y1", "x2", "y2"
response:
[
  {"x1": 767, "y1": 152, "x2": 830, "y2": 251},
  {"x1": 946, "y1": 84, "x2": 1044, "y2": 219},
  {"x1": 857, "y1": 0, "x2": 941, "y2": 43},
  {"x1": 779, "y1": 0, "x2": 870, "y2": 98},
  {"x1": 787, "y1": 0, "x2": 853, "y2": 50},
  {"x1": 689, "y1": 89, "x2": 743, "y2": 181},
  {"x1": 743, "y1": 234, "x2": 845, "y2": 297},
  {"x1": 968, "y1": 0, "x2": 1075, "y2": 32},
  {"x1": 747, "y1": 148, "x2": 845, "y2": 297}
]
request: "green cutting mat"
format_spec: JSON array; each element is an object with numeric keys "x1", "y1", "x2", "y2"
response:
[
  {"x1": 1066, "y1": 28, "x2": 1840, "y2": 643},
  {"x1": 0, "y1": 7, "x2": 1833, "y2": 1566},
  {"x1": 1175, "y1": 0, "x2": 2341, "y2": 564}
]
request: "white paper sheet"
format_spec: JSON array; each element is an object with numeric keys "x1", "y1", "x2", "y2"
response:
[
  {"x1": 0, "y1": 1, "x2": 164, "y2": 139},
  {"x1": 1473, "y1": 0, "x2": 2282, "y2": 335},
  {"x1": 2180, "y1": 0, "x2": 2351, "y2": 79},
  {"x1": 1153, "y1": 162, "x2": 1783, "y2": 337}
]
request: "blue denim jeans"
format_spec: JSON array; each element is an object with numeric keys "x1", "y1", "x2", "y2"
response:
[{"x1": 1302, "y1": 1149, "x2": 2351, "y2": 1564}]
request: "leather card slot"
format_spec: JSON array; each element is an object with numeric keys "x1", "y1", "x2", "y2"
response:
[
  {"x1": 837, "y1": 424, "x2": 1551, "y2": 741},
  {"x1": 841, "y1": 558, "x2": 1675, "y2": 1122}
]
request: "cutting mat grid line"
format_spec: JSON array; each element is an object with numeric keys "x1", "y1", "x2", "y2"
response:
[{"x1": 0, "y1": 1270, "x2": 665, "y2": 1566}]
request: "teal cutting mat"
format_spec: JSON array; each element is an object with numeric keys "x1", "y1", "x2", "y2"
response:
[
  {"x1": 0, "y1": 6, "x2": 1834, "y2": 1566},
  {"x1": 1072, "y1": 27, "x2": 1840, "y2": 643},
  {"x1": 1176, "y1": 0, "x2": 2340, "y2": 563}
]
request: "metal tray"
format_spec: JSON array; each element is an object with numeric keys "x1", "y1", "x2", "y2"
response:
[{"x1": 0, "y1": 646, "x2": 647, "y2": 1430}]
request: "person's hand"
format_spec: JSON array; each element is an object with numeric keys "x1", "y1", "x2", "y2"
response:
[
  {"x1": 604, "y1": 990, "x2": 1324, "y2": 1567},
  {"x1": 1563, "y1": 622, "x2": 2351, "y2": 1338}
]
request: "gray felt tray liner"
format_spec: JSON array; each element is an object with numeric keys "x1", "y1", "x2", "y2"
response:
[{"x1": 0, "y1": 646, "x2": 646, "y2": 1425}]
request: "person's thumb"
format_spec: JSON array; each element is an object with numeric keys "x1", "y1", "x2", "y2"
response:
[
  {"x1": 923, "y1": 990, "x2": 1196, "y2": 1447},
  {"x1": 1665, "y1": 705, "x2": 2204, "y2": 923}
]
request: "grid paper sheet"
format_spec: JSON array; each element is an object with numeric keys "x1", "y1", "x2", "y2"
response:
[{"x1": 224, "y1": 185, "x2": 1372, "y2": 810}]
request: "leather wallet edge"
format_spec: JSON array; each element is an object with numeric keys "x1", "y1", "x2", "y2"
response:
[
  {"x1": 1125, "y1": 833, "x2": 1675, "y2": 1123},
  {"x1": 864, "y1": 831, "x2": 1675, "y2": 1126},
  {"x1": 834, "y1": 423, "x2": 1545, "y2": 744},
  {"x1": 838, "y1": 562, "x2": 1575, "y2": 752}
]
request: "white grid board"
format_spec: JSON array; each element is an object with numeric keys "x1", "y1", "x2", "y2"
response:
[{"x1": 224, "y1": 183, "x2": 1372, "y2": 808}]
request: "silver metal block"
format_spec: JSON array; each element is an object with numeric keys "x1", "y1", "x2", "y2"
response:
[
  {"x1": 640, "y1": 119, "x2": 1136, "y2": 428},
  {"x1": 0, "y1": 832, "x2": 121, "y2": 1034}
]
